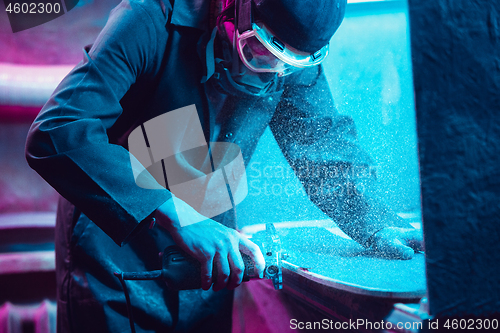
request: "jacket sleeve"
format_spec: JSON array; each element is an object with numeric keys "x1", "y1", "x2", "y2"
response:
[
  {"x1": 269, "y1": 66, "x2": 412, "y2": 247},
  {"x1": 25, "y1": 0, "x2": 171, "y2": 246}
]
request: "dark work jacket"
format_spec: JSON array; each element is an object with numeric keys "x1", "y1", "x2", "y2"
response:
[{"x1": 25, "y1": 0, "x2": 410, "y2": 332}]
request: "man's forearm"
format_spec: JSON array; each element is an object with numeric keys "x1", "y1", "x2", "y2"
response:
[{"x1": 296, "y1": 161, "x2": 412, "y2": 246}]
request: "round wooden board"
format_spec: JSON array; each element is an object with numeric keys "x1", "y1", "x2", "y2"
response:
[{"x1": 243, "y1": 221, "x2": 426, "y2": 299}]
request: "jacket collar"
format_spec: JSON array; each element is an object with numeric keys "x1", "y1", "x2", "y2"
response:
[{"x1": 170, "y1": 0, "x2": 210, "y2": 31}]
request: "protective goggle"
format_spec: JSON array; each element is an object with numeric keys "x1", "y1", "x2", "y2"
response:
[{"x1": 236, "y1": 22, "x2": 330, "y2": 77}]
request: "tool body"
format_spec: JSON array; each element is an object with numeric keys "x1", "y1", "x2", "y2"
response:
[{"x1": 114, "y1": 223, "x2": 283, "y2": 290}]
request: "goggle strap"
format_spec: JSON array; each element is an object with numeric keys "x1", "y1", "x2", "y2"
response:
[
  {"x1": 237, "y1": 0, "x2": 253, "y2": 34},
  {"x1": 201, "y1": 26, "x2": 219, "y2": 84}
]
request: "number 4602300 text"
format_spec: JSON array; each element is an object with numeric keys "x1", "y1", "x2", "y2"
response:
[{"x1": 5, "y1": 2, "x2": 61, "y2": 14}]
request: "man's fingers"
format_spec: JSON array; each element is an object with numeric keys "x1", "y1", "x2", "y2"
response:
[
  {"x1": 239, "y1": 236, "x2": 266, "y2": 278},
  {"x1": 227, "y1": 249, "x2": 245, "y2": 290},
  {"x1": 375, "y1": 238, "x2": 414, "y2": 260},
  {"x1": 213, "y1": 252, "x2": 230, "y2": 292},
  {"x1": 200, "y1": 254, "x2": 214, "y2": 291},
  {"x1": 403, "y1": 228, "x2": 424, "y2": 251}
]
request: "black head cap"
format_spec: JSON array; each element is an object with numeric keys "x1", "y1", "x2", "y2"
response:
[{"x1": 253, "y1": 0, "x2": 347, "y2": 53}]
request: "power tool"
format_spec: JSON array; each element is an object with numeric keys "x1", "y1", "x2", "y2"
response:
[
  {"x1": 114, "y1": 223, "x2": 283, "y2": 290},
  {"x1": 114, "y1": 223, "x2": 283, "y2": 332}
]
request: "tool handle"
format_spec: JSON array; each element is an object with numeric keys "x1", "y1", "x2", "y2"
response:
[
  {"x1": 161, "y1": 246, "x2": 255, "y2": 290},
  {"x1": 114, "y1": 270, "x2": 163, "y2": 280}
]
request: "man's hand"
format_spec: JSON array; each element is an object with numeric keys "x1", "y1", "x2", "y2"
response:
[
  {"x1": 154, "y1": 197, "x2": 266, "y2": 291},
  {"x1": 369, "y1": 227, "x2": 424, "y2": 260}
]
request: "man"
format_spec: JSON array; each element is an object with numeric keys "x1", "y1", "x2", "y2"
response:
[{"x1": 26, "y1": 0, "x2": 422, "y2": 332}]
